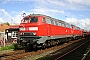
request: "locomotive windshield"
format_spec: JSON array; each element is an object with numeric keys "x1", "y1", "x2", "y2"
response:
[
  {"x1": 24, "y1": 17, "x2": 29, "y2": 20},
  {"x1": 21, "y1": 17, "x2": 29, "y2": 23},
  {"x1": 21, "y1": 17, "x2": 38, "y2": 23},
  {"x1": 30, "y1": 17, "x2": 38, "y2": 23}
]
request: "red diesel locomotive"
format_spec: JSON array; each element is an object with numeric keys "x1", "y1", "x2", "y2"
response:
[{"x1": 17, "y1": 14, "x2": 84, "y2": 48}]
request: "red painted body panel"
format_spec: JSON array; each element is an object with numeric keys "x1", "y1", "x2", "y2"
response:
[
  {"x1": 38, "y1": 24, "x2": 47, "y2": 36},
  {"x1": 19, "y1": 14, "x2": 83, "y2": 37}
]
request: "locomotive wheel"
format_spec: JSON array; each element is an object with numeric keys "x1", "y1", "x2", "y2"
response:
[
  {"x1": 42, "y1": 42, "x2": 47, "y2": 49},
  {"x1": 33, "y1": 44, "x2": 37, "y2": 49}
]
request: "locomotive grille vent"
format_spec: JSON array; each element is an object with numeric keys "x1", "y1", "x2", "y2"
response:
[
  {"x1": 20, "y1": 32, "x2": 36, "y2": 36},
  {"x1": 25, "y1": 33, "x2": 33, "y2": 35}
]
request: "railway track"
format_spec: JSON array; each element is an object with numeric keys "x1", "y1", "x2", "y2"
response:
[
  {"x1": 0, "y1": 50, "x2": 25, "y2": 60},
  {"x1": 55, "y1": 38, "x2": 90, "y2": 60},
  {"x1": 0, "y1": 38, "x2": 85, "y2": 60},
  {"x1": 37, "y1": 37, "x2": 90, "y2": 60}
]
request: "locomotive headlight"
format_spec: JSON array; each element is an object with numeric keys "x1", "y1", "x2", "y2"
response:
[
  {"x1": 33, "y1": 32, "x2": 36, "y2": 35},
  {"x1": 20, "y1": 33, "x2": 24, "y2": 35},
  {"x1": 20, "y1": 33, "x2": 22, "y2": 35}
]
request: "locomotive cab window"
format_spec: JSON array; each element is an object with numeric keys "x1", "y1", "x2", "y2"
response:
[
  {"x1": 24, "y1": 17, "x2": 29, "y2": 20},
  {"x1": 23, "y1": 17, "x2": 29, "y2": 23},
  {"x1": 30, "y1": 17, "x2": 38, "y2": 23}
]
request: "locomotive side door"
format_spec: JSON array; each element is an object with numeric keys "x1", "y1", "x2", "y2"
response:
[
  {"x1": 46, "y1": 18, "x2": 51, "y2": 36},
  {"x1": 47, "y1": 24, "x2": 51, "y2": 36}
]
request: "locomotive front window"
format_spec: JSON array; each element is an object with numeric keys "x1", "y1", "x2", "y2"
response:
[
  {"x1": 30, "y1": 17, "x2": 38, "y2": 23},
  {"x1": 22, "y1": 17, "x2": 29, "y2": 23}
]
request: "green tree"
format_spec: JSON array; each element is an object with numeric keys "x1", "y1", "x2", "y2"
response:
[{"x1": 4, "y1": 22, "x2": 10, "y2": 26}]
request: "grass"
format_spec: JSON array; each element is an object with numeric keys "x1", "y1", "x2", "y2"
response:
[{"x1": 0, "y1": 44, "x2": 15, "y2": 51}]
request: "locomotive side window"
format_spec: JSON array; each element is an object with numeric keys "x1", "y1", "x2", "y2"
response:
[
  {"x1": 76, "y1": 27, "x2": 78, "y2": 30},
  {"x1": 51, "y1": 20, "x2": 54, "y2": 25},
  {"x1": 67, "y1": 24, "x2": 71, "y2": 28},
  {"x1": 68, "y1": 24, "x2": 70, "y2": 28},
  {"x1": 42, "y1": 18, "x2": 46, "y2": 23},
  {"x1": 64, "y1": 24, "x2": 66, "y2": 27},
  {"x1": 77, "y1": 27, "x2": 80, "y2": 30},
  {"x1": 66, "y1": 24, "x2": 70, "y2": 28},
  {"x1": 58, "y1": 22, "x2": 62, "y2": 26},
  {"x1": 46, "y1": 18, "x2": 51, "y2": 24},
  {"x1": 57, "y1": 21, "x2": 60, "y2": 26},
  {"x1": 65, "y1": 24, "x2": 68, "y2": 27},
  {"x1": 69, "y1": 25, "x2": 72, "y2": 28},
  {"x1": 62, "y1": 23, "x2": 65, "y2": 27},
  {"x1": 55, "y1": 21, "x2": 58, "y2": 26},
  {"x1": 52, "y1": 20, "x2": 56, "y2": 25},
  {"x1": 30, "y1": 17, "x2": 38, "y2": 23}
]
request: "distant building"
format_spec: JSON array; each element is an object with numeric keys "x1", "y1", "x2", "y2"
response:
[
  {"x1": 5, "y1": 25, "x2": 19, "y2": 42},
  {"x1": 0, "y1": 23, "x2": 9, "y2": 40},
  {"x1": 0, "y1": 23, "x2": 9, "y2": 32}
]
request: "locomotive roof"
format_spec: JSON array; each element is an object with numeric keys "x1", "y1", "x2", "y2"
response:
[
  {"x1": 23, "y1": 14, "x2": 83, "y2": 30},
  {"x1": 28, "y1": 14, "x2": 82, "y2": 29},
  {"x1": 29, "y1": 14, "x2": 66, "y2": 23},
  {"x1": 29, "y1": 14, "x2": 45, "y2": 16}
]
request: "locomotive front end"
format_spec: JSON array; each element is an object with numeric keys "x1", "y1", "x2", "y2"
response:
[{"x1": 17, "y1": 15, "x2": 40, "y2": 48}]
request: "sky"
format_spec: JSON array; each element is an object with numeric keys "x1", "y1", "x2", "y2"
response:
[{"x1": 0, "y1": 0, "x2": 90, "y2": 31}]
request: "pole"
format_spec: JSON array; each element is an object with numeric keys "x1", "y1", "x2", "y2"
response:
[{"x1": 3, "y1": 32, "x2": 5, "y2": 47}]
